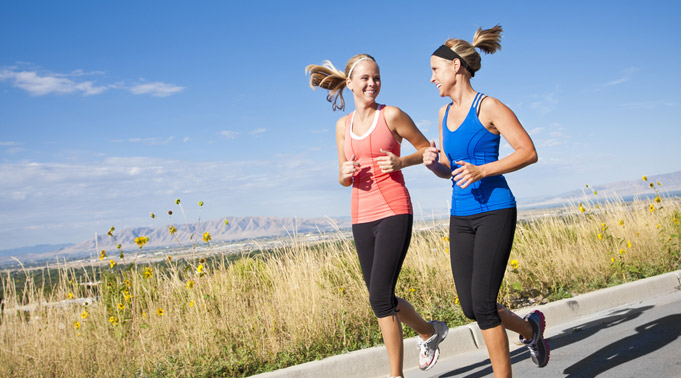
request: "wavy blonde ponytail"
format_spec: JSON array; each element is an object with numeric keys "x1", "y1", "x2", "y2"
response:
[
  {"x1": 443, "y1": 25, "x2": 503, "y2": 76},
  {"x1": 305, "y1": 54, "x2": 376, "y2": 111}
]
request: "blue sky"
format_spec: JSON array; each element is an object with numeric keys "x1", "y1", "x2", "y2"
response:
[{"x1": 1, "y1": 1, "x2": 680, "y2": 250}]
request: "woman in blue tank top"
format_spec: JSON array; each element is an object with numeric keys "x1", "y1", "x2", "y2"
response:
[{"x1": 423, "y1": 25, "x2": 549, "y2": 377}]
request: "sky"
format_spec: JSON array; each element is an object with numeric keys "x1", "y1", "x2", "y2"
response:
[{"x1": 1, "y1": 0, "x2": 680, "y2": 250}]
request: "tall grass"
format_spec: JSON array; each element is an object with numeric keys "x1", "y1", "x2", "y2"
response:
[{"x1": 1, "y1": 195, "x2": 679, "y2": 377}]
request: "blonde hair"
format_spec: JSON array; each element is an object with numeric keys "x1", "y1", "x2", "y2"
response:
[
  {"x1": 305, "y1": 54, "x2": 376, "y2": 111},
  {"x1": 444, "y1": 25, "x2": 503, "y2": 77}
]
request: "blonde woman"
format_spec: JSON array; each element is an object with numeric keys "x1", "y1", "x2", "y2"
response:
[
  {"x1": 306, "y1": 54, "x2": 448, "y2": 378},
  {"x1": 423, "y1": 25, "x2": 549, "y2": 377}
]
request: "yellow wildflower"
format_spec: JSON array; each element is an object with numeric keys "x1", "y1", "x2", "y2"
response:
[
  {"x1": 510, "y1": 259, "x2": 519, "y2": 270},
  {"x1": 116, "y1": 244, "x2": 122, "y2": 249},
  {"x1": 338, "y1": 288, "x2": 345, "y2": 294},
  {"x1": 409, "y1": 288, "x2": 417, "y2": 293},
  {"x1": 143, "y1": 267, "x2": 152, "y2": 279},
  {"x1": 626, "y1": 240, "x2": 632, "y2": 248},
  {"x1": 224, "y1": 219, "x2": 229, "y2": 226},
  {"x1": 202, "y1": 232, "x2": 211, "y2": 243},
  {"x1": 197, "y1": 264, "x2": 204, "y2": 274},
  {"x1": 169, "y1": 225, "x2": 177, "y2": 234},
  {"x1": 118, "y1": 303, "x2": 125, "y2": 310},
  {"x1": 649, "y1": 204, "x2": 655, "y2": 213},
  {"x1": 189, "y1": 300, "x2": 195, "y2": 308},
  {"x1": 150, "y1": 212, "x2": 155, "y2": 219},
  {"x1": 99, "y1": 250, "x2": 107, "y2": 261},
  {"x1": 656, "y1": 224, "x2": 661, "y2": 229},
  {"x1": 593, "y1": 191, "x2": 598, "y2": 195},
  {"x1": 109, "y1": 259, "x2": 116, "y2": 269},
  {"x1": 642, "y1": 175, "x2": 647, "y2": 181},
  {"x1": 186, "y1": 280, "x2": 194, "y2": 289},
  {"x1": 597, "y1": 233, "x2": 603, "y2": 240},
  {"x1": 125, "y1": 279, "x2": 130, "y2": 287},
  {"x1": 142, "y1": 311, "x2": 147, "y2": 318},
  {"x1": 74, "y1": 321, "x2": 80, "y2": 330},
  {"x1": 657, "y1": 181, "x2": 662, "y2": 186},
  {"x1": 67, "y1": 292, "x2": 74, "y2": 299},
  {"x1": 198, "y1": 201, "x2": 204, "y2": 207},
  {"x1": 579, "y1": 205, "x2": 585, "y2": 213},
  {"x1": 175, "y1": 199, "x2": 181, "y2": 205},
  {"x1": 109, "y1": 316, "x2": 118, "y2": 326},
  {"x1": 655, "y1": 196, "x2": 661, "y2": 203},
  {"x1": 618, "y1": 220, "x2": 624, "y2": 226},
  {"x1": 134, "y1": 236, "x2": 149, "y2": 248},
  {"x1": 619, "y1": 249, "x2": 625, "y2": 255},
  {"x1": 80, "y1": 310, "x2": 88, "y2": 319},
  {"x1": 454, "y1": 297, "x2": 460, "y2": 304},
  {"x1": 156, "y1": 308, "x2": 164, "y2": 316},
  {"x1": 611, "y1": 257, "x2": 615, "y2": 263}
]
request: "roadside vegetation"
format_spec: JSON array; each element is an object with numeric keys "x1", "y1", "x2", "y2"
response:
[{"x1": 1, "y1": 180, "x2": 679, "y2": 377}]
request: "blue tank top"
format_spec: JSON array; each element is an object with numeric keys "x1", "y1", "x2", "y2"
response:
[{"x1": 442, "y1": 92, "x2": 516, "y2": 216}]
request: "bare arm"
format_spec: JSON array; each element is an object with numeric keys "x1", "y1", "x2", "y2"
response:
[
  {"x1": 423, "y1": 105, "x2": 453, "y2": 179},
  {"x1": 452, "y1": 97, "x2": 538, "y2": 188},
  {"x1": 374, "y1": 106, "x2": 430, "y2": 173},
  {"x1": 335, "y1": 116, "x2": 359, "y2": 187}
]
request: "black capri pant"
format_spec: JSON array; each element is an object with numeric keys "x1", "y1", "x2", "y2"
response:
[
  {"x1": 449, "y1": 207, "x2": 517, "y2": 330},
  {"x1": 352, "y1": 214, "x2": 413, "y2": 318}
]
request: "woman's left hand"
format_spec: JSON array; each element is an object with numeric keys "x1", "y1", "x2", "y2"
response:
[
  {"x1": 374, "y1": 149, "x2": 404, "y2": 173},
  {"x1": 452, "y1": 160, "x2": 484, "y2": 189}
]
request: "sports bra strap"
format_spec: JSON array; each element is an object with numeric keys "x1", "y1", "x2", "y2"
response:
[{"x1": 473, "y1": 92, "x2": 487, "y2": 116}]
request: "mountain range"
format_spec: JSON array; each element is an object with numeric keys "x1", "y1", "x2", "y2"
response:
[{"x1": 2, "y1": 171, "x2": 680, "y2": 265}]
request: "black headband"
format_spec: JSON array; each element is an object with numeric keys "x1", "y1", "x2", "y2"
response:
[{"x1": 432, "y1": 45, "x2": 475, "y2": 77}]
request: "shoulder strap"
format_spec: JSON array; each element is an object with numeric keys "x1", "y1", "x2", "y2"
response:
[{"x1": 473, "y1": 92, "x2": 487, "y2": 116}]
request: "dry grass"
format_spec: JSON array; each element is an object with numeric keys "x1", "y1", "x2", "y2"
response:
[{"x1": 1, "y1": 194, "x2": 679, "y2": 377}]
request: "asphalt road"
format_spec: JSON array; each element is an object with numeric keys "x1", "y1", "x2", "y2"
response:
[{"x1": 401, "y1": 290, "x2": 681, "y2": 378}]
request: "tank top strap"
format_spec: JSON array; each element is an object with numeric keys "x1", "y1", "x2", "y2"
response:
[{"x1": 471, "y1": 92, "x2": 483, "y2": 109}]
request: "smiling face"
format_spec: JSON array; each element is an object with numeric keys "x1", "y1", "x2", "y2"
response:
[
  {"x1": 347, "y1": 60, "x2": 381, "y2": 104},
  {"x1": 430, "y1": 55, "x2": 457, "y2": 97}
]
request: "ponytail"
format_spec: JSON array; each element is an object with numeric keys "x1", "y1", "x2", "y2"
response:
[
  {"x1": 440, "y1": 25, "x2": 503, "y2": 77},
  {"x1": 305, "y1": 54, "x2": 376, "y2": 111}
]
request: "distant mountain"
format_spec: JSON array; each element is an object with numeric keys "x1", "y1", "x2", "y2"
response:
[
  {"x1": 3, "y1": 216, "x2": 352, "y2": 264},
  {"x1": 518, "y1": 171, "x2": 681, "y2": 209},
  {"x1": 0, "y1": 243, "x2": 74, "y2": 258}
]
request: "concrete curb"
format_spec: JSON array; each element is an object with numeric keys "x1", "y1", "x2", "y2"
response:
[{"x1": 249, "y1": 270, "x2": 681, "y2": 378}]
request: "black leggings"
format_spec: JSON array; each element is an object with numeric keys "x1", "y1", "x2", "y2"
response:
[
  {"x1": 352, "y1": 214, "x2": 413, "y2": 318},
  {"x1": 449, "y1": 207, "x2": 517, "y2": 330}
]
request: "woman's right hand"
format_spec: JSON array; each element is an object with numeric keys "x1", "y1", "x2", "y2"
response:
[
  {"x1": 341, "y1": 155, "x2": 360, "y2": 182},
  {"x1": 423, "y1": 140, "x2": 440, "y2": 170}
]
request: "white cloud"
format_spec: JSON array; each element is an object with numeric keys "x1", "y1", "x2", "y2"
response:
[
  {"x1": 530, "y1": 92, "x2": 558, "y2": 115},
  {"x1": 0, "y1": 141, "x2": 21, "y2": 146},
  {"x1": 596, "y1": 66, "x2": 636, "y2": 91},
  {"x1": 0, "y1": 69, "x2": 108, "y2": 96},
  {"x1": 0, "y1": 154, "x2": 342, "y2": 248},
  {"x1": 250, "y1": 128, "x2": 266, "y2": 135},
  {"x1": 0, "y1": 65, "x2": 184, "y2": 98},
  {"x1": 129, "y1": 82, "x2": 184, "y2": 97},
  {"x1": 219, "y1": 130, "x2": 239, "y2": 139},
  {"x1": 128, "y1": 136, "x2": 175, "y2": 145}
]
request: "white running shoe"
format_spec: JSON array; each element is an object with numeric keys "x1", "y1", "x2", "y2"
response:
[{"x1": 417, "y1": 320, "x2": 449, "y2": 371}]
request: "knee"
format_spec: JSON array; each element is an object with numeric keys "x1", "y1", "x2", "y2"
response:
[
  {"x1": 472, "y1": 300, "x2": 501, "y2": 330},
  {"x1": 369, "y1": 292, "x2": 397, "y2": 318},
  {"x1": 458, "y1": 299, "x2": 476, "y2": 321}
]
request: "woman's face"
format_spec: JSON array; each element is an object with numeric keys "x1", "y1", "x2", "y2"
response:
[
  {"x1": 430, "y1": 55, "x2": 456, "y2": 97},
  {"x1": 347, "y1": 60, "x2": 381, "y2": 103}
]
